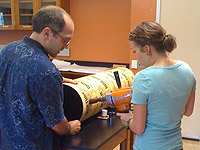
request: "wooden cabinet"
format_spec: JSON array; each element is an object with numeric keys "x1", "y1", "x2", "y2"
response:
[
  {"x1": 15, "y1": 0, "x2": 36, "y2": 30},
  {"x1": 40, "y1": 0, "x2": 57, "y2": 7},
  {"x1": 0, "y1": 0, "x2": 15, "y2": 30},
  {"x1": 0, "y1": 0, "x2": 69, "y2": 30}
]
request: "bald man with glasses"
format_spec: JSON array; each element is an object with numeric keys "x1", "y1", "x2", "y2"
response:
[{"x1": 0, "y1": 5, "x2": 81, "y2": 150}]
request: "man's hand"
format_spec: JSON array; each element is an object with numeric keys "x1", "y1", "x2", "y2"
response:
[
  {"x1": 69, "y1": 120, "x2": 81, "y2": 135},
  {"x1": 63, "y1": 77, "x2": 78, "y2": 84},
  {"x1": 52, "y1": 117, "x2": 81, "y2": 135}
]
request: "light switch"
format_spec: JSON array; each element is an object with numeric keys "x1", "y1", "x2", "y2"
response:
[
  {"x1": 0, "y1": 45, "x2": 4, "y2": 52},
  {"x1": 57, "y1": 48, "x2": 70, "y2": 56}
]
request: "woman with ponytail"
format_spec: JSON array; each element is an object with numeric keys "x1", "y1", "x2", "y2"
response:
[{"x1": 117, "y1": 21, "x2": 196, "y2": 150}]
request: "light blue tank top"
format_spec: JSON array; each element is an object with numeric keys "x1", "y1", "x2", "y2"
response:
[{"x1": 132, "y1": 60, "x2": 196, "y2": 150}]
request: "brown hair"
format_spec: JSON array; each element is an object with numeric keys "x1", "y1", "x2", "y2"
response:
[
  {"x1": 32, "y1": 5, "x2": 71, "y2": 34},
  {"x1": 129, "y1": 21, "x2": 177, "y2": 53}
]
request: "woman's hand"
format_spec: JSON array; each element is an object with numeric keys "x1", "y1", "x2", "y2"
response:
[
  {"x1": 63, "y1": 77, "x2": 78, "y2": 84},
  {"x1": 116, "y1": 111, "x2": 133, "y2": 126},
  {"x1": 118, "y1": 104, "x2": 147, "y2": 135}
]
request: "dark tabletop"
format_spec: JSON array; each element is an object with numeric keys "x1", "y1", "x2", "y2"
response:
[{"x1": 60, "y1": 113, "x2": 125, "y2": 150}]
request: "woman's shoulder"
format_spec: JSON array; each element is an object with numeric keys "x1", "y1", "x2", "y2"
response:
[
  {"x1": 177, "y1": 60, "x2": 194, "y2": 72},
  {"x1": 134, "y1": 69, "x2": 152, "y2": 82}
]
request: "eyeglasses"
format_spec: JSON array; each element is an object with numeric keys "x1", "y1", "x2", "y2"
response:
[{"x1": 48, "y1": 26, "x2": 70, "y2": 46}]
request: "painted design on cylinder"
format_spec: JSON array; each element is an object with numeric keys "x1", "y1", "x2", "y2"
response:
[{"x1": 63, "y1": 67, "x2": 134, "y2": 121}]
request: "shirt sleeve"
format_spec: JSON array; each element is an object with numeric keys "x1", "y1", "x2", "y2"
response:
[
  {"x1": 34, "y1": 72, "x2": 64, "y2": 128},
  {"x1": 131, "y1": 72, "x2": 150, "y2": 105},
  {"x1": 192, "y1": 74, "x2": 196, "y2": 91}
]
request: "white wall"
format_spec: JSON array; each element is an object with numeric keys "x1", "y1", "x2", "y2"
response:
[{"x1": 160, "y1": 0, "x2": 200, "y2": 139}]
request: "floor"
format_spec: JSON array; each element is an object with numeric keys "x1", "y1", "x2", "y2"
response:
[
  {"x1": 113, "y1": 139, "x2": 200, "y2": 150},
  {"x1": 182, "y1": 139, "x2": 200, "y2": 150}
]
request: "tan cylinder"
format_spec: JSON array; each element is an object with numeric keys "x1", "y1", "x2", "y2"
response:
[{"x1": 63, "y1": 67, "x2": 134, "y2": 121}]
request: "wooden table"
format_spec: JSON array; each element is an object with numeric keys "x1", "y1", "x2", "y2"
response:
[
  {"x1": 61, "y1": 71, "x2": 92, "y2": 79},
  {"x1": 60, "y1": 114, "x2": 133, "y2": 150}
]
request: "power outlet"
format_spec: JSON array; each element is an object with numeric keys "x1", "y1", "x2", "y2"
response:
[
  {"x1": 131, "y1": 60, "x2": 138, "y2": 69},
  {"x1": 131, "y1": 60, "x2": 143, "y2": 69}
]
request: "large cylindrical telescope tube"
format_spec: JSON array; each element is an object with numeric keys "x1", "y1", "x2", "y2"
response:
[{"x1": 63, "y1": 67, "x2": 134, "y2": 121}]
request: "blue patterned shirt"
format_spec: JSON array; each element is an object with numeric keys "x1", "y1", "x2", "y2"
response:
[{"x1": 0, "y1": 36, "x2": 64, "y2": 150}]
